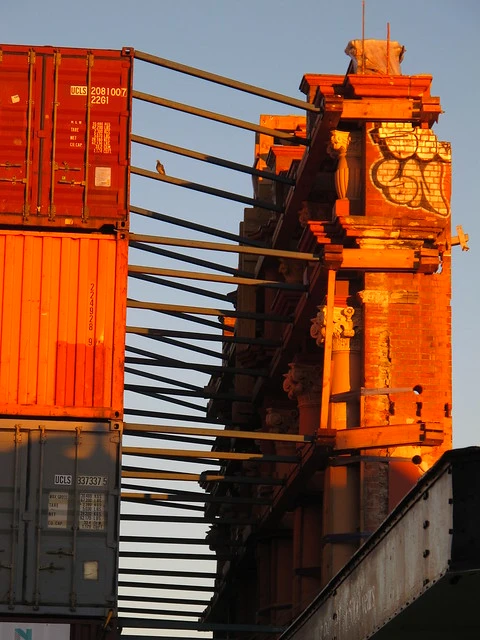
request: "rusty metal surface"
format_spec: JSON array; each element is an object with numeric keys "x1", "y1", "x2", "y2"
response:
[
  {"x1": 280, "y1": 449, "x2": 480, "y2": 640},
  {"x1": 0, "y1": 229, "x2": 128, "y2": 419},
  {"x1": 0, "y1": 44, "x2": 132, "y2": 229}
]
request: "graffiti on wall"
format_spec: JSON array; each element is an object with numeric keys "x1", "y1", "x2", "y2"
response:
[{"x1": 370, "y1": 122, "x2": 451, "y2": 217}]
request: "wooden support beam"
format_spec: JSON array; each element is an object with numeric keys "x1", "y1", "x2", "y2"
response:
[
  {"x1": 341, "y1": 248, "x2": 416, "y2": 270},
  {"x1": 341, "y1": 98, "x2": 417, "y2": 121},
  {"x1": 129, "y1": 233, "x2": 320, "y2": 261},
  {"x1": 122, "y1": 470, "x2": 224, "y2": 481},
  {"x1": 333, "y1": 423, "x2": 444, "y2": 451},
  {"x1": 128, "y1": 264, "x2": 306, "y2": 290},
  {"x1": 124, "y1": 422, "x2": 314, "y2": 443},
  {"x1": 122, "y1": 446, "x2": 297, "y2": 462}
]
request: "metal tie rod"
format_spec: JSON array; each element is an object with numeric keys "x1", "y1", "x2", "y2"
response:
[
  {"x1": 121, "y1": 495, "x2": 209, "y2": 511},
  {"x1": 131, "y1": 134, "x2": 295, "y2": 185},
  {"x1": 119, "y1": 536, "x2": 242, "y2": 549},
  {"x1": 127, "y1": 299, "x2": 292, "y2": 322},
  {"x1": 121, "y1": 484, "x2": 272, "y2": 505},
  {"x1": 120, "y1": 514, "x2": 256, "y2": 525},
  {"x1": 122, "y1": 446, "x2": 298, "y2": 463},
  {"x1": 119, "y1": 581, "x2": 215, "y2": 593},
  {"x1": 131, "y1": 165, "x2": 283, "y2": 213},
  {"x1": 119, "y1": 593, "x2": 210, "y2": 604},
  {"x1": 119, "y1": 607, "x2": 202, "y2": 618},
  {"x1": 124, "y1": 384, "x2": 251, "y2": 401},
  {"x1": 119, "y1": 567, "x2": 217, "y2": 579},
  {"x1": 119, "y1": 618, "x2": 285, "y2": 633},
  {"x1": 119, "y1": 551, "x2": 215, "y2": 560},
  {"x1": 118, "y1": 594, "x2": 210, "y2": 606},
  {"x1": 124, "y1": 422, "x2": 314, "y2": 443},
  {"x1": 128, "y1": 264, "x2": 306, "y2": 291},
  {"x1": 121, "y1": 469, "x2": 284, "y2": 485},
  {"x1": 129, "y1": 239, "x2": 245, "y2": 279},
  {"x1": 133, "y1": 90, "x2": 309, "y2": 145},
  {"x1": 130, "y1": 205, "x2": 266, "y2": 248},
  {"x1": 119, "y1": 535, "x2": 216, "y2": 545},
  {"x1": 129, "y1": 232, "x2": 320, "y2": 261},
  {"x1": 123, "y1": 408, "x2": 230, "y2": 423},
  {"x1": 125, "y1": 326, "x2": 282, "y2": 347},
  {"x1": 129, "y1": 270, "x2": 234, "y2": 305},
  {"x1": 134, "y1": 49, "x2": 320, "y2": 113}
]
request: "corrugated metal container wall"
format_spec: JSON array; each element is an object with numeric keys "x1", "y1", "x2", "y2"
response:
[
  {"x1": 0, "y1": 419, "x2": 121, "y2": 616},
  {"x1": 0, "y1": 45, "x2": 132, "y2": 229},
  {"x1": 0, "y1": 229, "x2": 127, "y2": 419}
]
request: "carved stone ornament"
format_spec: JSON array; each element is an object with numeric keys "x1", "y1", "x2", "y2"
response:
[
  {"x1": 345, "y1": 39, "x2": 405, "y2": 75},
  {"x1": 283, "y1": 362, "x2": 322, "y2": 401},
  {"x1": 278, "y1": 258, "x2": 305, "y2": 284},
  {"x1": 265, "y1": 407, "x2": 299, "y2": 433},
  {"x1": 328, "y1": 130, "x2": 350, "y2": 200},
  {"x1": 311, "y1": 305, "x2": 362, "y2": 350},
  {"x1": 328, "y1": 130, "x2": 362, "y2": 201}
]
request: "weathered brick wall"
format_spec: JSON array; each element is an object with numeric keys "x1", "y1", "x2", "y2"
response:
[
  {"x1": 359, "y1": 117, "x2": 452, "y2": 523},
  {"x1": 368, "y1": 121, "x2": 451, "y2": 218}
]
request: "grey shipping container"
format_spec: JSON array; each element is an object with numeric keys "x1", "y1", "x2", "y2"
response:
[{"x1": 0, "y1": 419, "x2": 122, "y2": 617}]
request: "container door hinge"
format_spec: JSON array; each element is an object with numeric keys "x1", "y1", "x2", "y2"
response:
[
  {"x1": 28, "y1": 50, "x2": 35, "y2": 64},
  {"x1": 39, "y1": 562, "x2": 65, "y2": 573},
  {"x1": 14, "y1": 426, "x2": 22, "y2": 444},
  {"x1": 46, "y1": 548, "x2": 73, "y2": 557}
]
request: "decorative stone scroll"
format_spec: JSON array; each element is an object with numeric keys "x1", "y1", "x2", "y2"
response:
[
  {"x1": 283, "y1": 363, "x2": 322, "y2": 402},
  {"x1": 265, "y1": 407, "x2": 299, "y2": 434},
  {"x1": 278, "y1": 258, "x2": 305, "y2": 284},
  {"x1": 311, "y1": 305, "x2": 362, "y2": 352}
]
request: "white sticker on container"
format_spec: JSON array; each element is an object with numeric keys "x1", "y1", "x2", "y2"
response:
[
  {"x1": 48, "y1": 492, "x2": 69, "y2": 529},
  {"x1": 54, "y1": 474, "x2": 72, "y2": 486},
  {"x1": 79, "y1": 493, "x2": 105, "y2": 531},
  {"x1": 11, "y1": 95, "x2": 20, "y2": 104},
  {"x1": 94, "y1": 166, "x2": 111, "y2": 187},
  {"x1": 0, "y1": 623, "x2": 70, "y2": 640}
]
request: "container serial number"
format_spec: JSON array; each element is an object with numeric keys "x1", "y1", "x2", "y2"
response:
[
  {"x1": 70, "y1": 86, "x2": 127, "y2": 104},
  {"x1": 77, "y1": 475, "x2": 108, "y2": 487}
]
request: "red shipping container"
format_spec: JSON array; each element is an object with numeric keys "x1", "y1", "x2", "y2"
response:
[
  {"x1": 0, "y1": 229, "x2": 128, "y2": 419},
  {"x1": 0, "y1": 45, "x2": 133, "y2": 229}
]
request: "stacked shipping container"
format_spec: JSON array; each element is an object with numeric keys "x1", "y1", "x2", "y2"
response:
[{"x1": 0, "y1": 44, "x2": 132, "y2": 636}]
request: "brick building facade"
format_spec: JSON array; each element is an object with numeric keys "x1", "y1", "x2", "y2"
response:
[{"x1": 203, "y1": 39, "x2": 452, "y2": 635}]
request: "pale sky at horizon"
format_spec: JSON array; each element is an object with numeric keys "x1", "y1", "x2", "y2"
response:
[{"x1": 2, "y1": 0, "x2": 479, "y2": 445}]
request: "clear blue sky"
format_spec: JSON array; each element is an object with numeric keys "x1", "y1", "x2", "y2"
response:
[{"x1": 3, "y1": 0, "x2": 478, "y2": 450}]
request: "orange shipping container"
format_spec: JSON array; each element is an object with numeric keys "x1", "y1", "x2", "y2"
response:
[
  {"x1": 0, "y1": 229, "x2": 127, "y2": 419},
  {"x1": 0, "y1": 44, "x2": 132, "y2": 229}
]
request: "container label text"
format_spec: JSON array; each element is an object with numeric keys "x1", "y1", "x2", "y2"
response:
[
  {"x1": 48, "y1": 492, "x2": 69, "y2": 528},
  {"x1": 79, "y1": 493, "x2": 105, "y2": 530}
]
